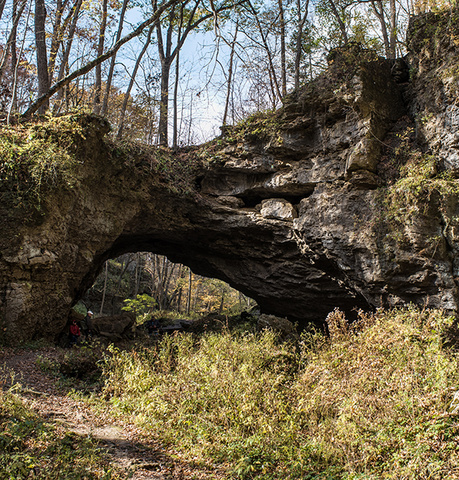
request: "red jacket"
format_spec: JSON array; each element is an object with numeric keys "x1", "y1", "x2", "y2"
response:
[{"x1": 70, "y1": 323, "x2": 80, "y2": 336}]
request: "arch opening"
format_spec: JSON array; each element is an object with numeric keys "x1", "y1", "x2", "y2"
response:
[{"x1": 81, "y1": 252, "x2": 256, "y2": 320}]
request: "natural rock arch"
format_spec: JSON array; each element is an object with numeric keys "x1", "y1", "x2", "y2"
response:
[
  {"x1": 0, "y1": 117, "x2": 372, "y2": 344},
  {"x1": 2, "y1": 13, "x2": 459, "y2": 344}
]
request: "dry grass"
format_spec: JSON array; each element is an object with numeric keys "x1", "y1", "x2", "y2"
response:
[{"x1": 100, "y1": 307, "x2": 459, "y2": 479}]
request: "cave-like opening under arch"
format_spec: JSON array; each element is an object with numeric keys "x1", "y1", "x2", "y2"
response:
[{"x1": 81, "y1": 252, "x2": 256, "y2": 322}]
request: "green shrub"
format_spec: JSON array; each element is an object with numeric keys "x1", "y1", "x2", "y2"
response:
[{"x1": 122, "y1": 293, "x2": 157, "y2": 324}]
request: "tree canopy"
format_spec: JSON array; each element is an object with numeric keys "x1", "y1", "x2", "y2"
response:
[{"x1": 0, "y1": 0, "x2": 456, "y2": 143}]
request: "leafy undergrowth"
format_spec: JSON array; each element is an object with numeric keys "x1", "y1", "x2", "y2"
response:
[
  {"x1": 100, "y1": 307, "x2": 459, "y2": 479},
  {"x1": 0, "y1": 388, "x2": 120, "y2": 480}
]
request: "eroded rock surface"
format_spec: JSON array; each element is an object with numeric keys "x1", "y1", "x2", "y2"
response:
[{"x1": 1, "y1": 12, "x2": 459, "y2": 343}]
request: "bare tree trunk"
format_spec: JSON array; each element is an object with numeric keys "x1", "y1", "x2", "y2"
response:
[
  {"x1": 172, "y1": 41, "x2": 181, "y2": 148},
  {"x1": 55, "y1": 0, "x2": 82, "y2": 82},
  {"x1": 54, "y1": 0, "x2": 83, "y2": 108},
  {"x1": 186, "y1": 269, "x2": 192, "y2": 315},
  {"x1": 278, "y1": 0, "x2": 287, "y2": 97},
  {"x1": 187, "y1": 92, "x2": 193, "y2": 144},
  {"x1": 133, "y1": 253, "x2": 142, "y2": 297},
  {"x1": 152, "y1": 256, "x2": 179, "y2": 310},
  {"x1": 176, "y1": 287, "x2": 182, "y2": 312},
  {"x1": 35, "y1": 0, "x2": 50, "y2": 114},
  {"x1": 99, "y1": 261, "x2": 109, "y2": 316},
  {"x1": 0, "y1": 0, "x2": 27, "y2": 83},
  {"x1": 7, "y1": 0, "x2": 31, "y2": 123},
  {"x1": 389, "y1": 0, "x2": 396, "y2": 58},
  {"x1": 158, "y1": 256, "x2": 167, "y2": 309},
  {"x1": 246, "y1": 0, "x2": 282, "y2": 102},
  {"x1": 21, "y1": 0, "x2": 180, "y2": 119},
  {"x1": 48, "y1": 0, "x2": 70, "y2": 82},
  {"x1": 64, "y1": 63, "x2": 70, "y2": 110},
  {"x1": 111, "y1": 254, "x2": 134, "y2": 314},
  {"x1": 172, "y1": 5, "x2": 185, "y2": 149},
  {"x1": 11, "y1": 0, "x2": 19, "y2": 97},
  {"x1": 175, "y1": 265, "x2": 184, "y2": 312},
  {"x1": 372, "y1": 0, "x2": 390, "y2": 58},
  {"x1": 0, "y1": 0, "x2": 6, "y2": 22},
  {"x1": 218, "y1": 293, "x2": 225, "y2": 314},
  {"x1": 156, "y1": 3, "x2": 176, "y2": 146},
  {"x1": 294, "y1": 0, "x2": 310, "y2": 92},
  {"x1": 192, "y1": 281, "x2": 201, "y2": 312},
  {"x1": 327, "y1": 0, "x2": 348, "y2": 44},
  {"x1": 158, "y1": 58, "x2": 173, "y2": 145},
  {"x1": 48, "y1": 0, "x2": 64, "y2": 81},
  {"x1": 101, "y1": 0, "x2": 130, "y2": 116},
  {"x1": 116, "y1": 26, "x2": 153, "y2": 139},
  {"x1": 222, "y1": 21, "x2": 238, "y2": 127},
  {"x1": 155, "y1": 0, "x2": 236, "y2": 145},
  {"x1": 93, "y1": 0, "x2": 108, "y2": 114}
]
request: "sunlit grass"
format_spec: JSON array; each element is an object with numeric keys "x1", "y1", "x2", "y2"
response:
[{"x1": 101, "y1": 307, "x2": 459, "y2": 479}]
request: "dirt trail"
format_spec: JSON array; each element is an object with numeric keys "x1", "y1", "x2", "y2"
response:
[{"x1": 0, "y1": 348, "x2": 220, "y2": 480}]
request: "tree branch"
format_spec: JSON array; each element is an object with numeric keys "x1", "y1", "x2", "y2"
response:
[{"x1": 21, "y1": 0, "x2": 180, "y2": 120}]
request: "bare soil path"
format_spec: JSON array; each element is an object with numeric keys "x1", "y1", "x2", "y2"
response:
[{"x1": 0, "y1": 347, "x2": 223, "y2": 480}]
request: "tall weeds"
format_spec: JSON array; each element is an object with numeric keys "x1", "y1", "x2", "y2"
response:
[{"x1": 101, "y1": 307, "x2": 459, "y2": 479}]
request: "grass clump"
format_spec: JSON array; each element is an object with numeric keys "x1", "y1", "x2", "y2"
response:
[
  {"x1": 0, "y1": 387, "x2": 119, "y2": 479},
  {"x1": 221, "y1": 109, "x2": 285, "y2": 149},
  {"x1": 376, "y1": 124, "x2": 459, "y2": 249},
  {"x1": 0, "y1": 115, "x2": 94, "y2": 211},
  {"x1": 295, "y1": 307, "x2": 459, "y2": 479},
  {"x1": 100, "y1": 307, "x2": 459, "y2": 479},
  {"x1": 107, "y1": 140, "x2": 201, "y2": 195},
  {"x1": 198, "y1": 109, "x2": 283, "y2": 165}
]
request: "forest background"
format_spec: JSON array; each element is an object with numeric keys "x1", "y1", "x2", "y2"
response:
[{"x1": 0, "y1": 0, "x2": 451, "y2": 321}]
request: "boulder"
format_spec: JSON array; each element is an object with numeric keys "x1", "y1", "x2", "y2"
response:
[
  {"x1": 260, "y1": 199, "x2": 297, "y2": 220},
  {"x1": 92, "y1": 313, "x2": 136, "y2": 340}
]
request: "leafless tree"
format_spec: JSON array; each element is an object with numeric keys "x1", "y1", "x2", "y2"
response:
[
  {"x1": 34, "y1": 0, "x2": 50, "y2": 113},
  {"x1": 293, "y1": 0, "x2": 310, "y2": 91},
  {"x1": 0, "y1": 0, "x2": 27, "y2": 83},
  {"x1": 222, "y1": 21, "x2": 239, "y2": 126},
  {"x1": 93, "y1": 0, "x2": 108, "y2": 114},
  {"x1": 101, "y1": 0, "x2": 130, "y2": 116},
  {"x1": 116, "y1": 25, "x2": 154, "y2": 139},
  {"x1": 21, "y1": 0, "x2": 181, "y2": 119}
]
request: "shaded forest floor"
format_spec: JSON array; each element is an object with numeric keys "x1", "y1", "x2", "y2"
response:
[{"x1": 0, "y1": 346, "x2": 224, "y2": 480}]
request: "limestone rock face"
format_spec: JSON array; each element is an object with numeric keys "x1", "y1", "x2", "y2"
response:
[
  {"x1": 1, "y1": 13, "x2": 459, "y2": 343},
  {"x1": 407, "y1": 13, "x2": 459, "y2": 174},
  {"x1": 257, "y1": 314, "x2": 298, "y2": 341}
]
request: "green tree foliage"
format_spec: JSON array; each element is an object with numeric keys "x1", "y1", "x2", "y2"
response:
[{"x1": 122, "y1": 293, "x2": 157, "y2": 324}]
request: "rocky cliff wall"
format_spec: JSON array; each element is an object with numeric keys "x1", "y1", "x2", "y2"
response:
[{"x1": 1, "y1": 11, "x2": 459, "y2": 343}]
